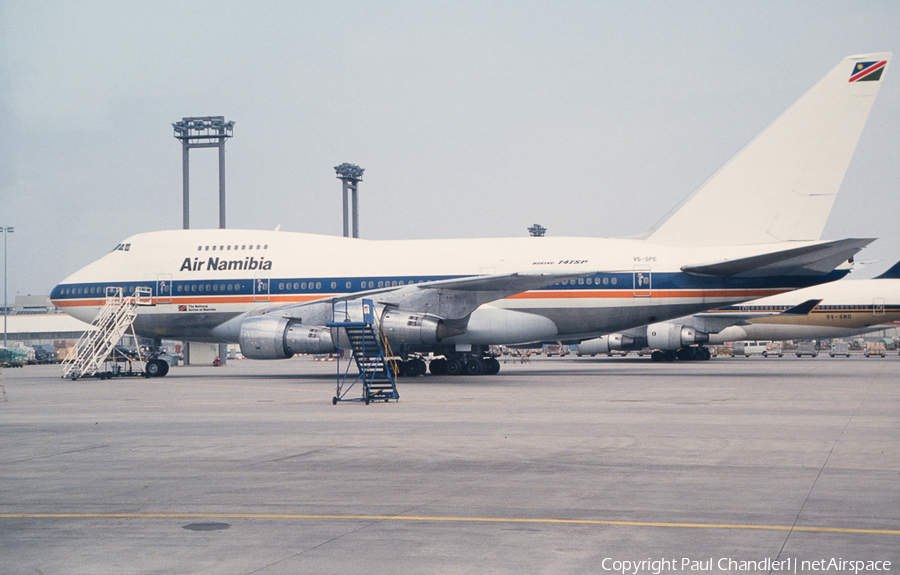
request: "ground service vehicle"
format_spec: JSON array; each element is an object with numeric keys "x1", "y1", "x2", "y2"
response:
[
  {"x1": 735, "y1": 341, "x2": 767, "y2": 356},
  {"x1": 830, "y1": 341, "x2": 851, "y2": 357},
  {"x1": 796, "y1": 341, "x2": 818, "y2": 357},
  {"x1": 763, "y1": 342, "x2": 784, "y2": 357},
  {"x1": 865, "y1": 341, "x2": 886, "y2": 357}
]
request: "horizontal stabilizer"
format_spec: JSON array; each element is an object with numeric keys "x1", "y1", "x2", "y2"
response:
[
  {"x1": 779, "y1": 299, "x2": 822, "y2": 315},
  {"x1": 681, "y1": 238, "x2": 873, "y2": 277},
  {"x1": 875, "y1": 260, "x2": 900, "y2": 279}
]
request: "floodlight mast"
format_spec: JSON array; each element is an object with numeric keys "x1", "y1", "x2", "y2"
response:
[
  {"x1": 172, "y1": 117, "x2": 233, "y2": 367},
  {"x1": 2, "y1": 226, "x2": 12, "y2": 348},
  {"x1": 172, "y1": 117, "x2": 234, "y2": 229},
  {"x1": 334, "y1": 163, "x2": 364, "y2": 238},
  {"x1": 528, "y1": 224, "x2": 547, "y2": 237}
]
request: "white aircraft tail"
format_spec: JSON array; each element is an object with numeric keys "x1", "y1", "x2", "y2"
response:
[{"x1": 647, "y1": 53, "x2": 891, "y2": 247}]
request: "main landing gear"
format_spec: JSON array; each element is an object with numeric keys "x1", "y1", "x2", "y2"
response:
[
  {"x1": 650, "y1": 346, "x2": 712, "y2": 362},
  {"x1": 392, "y1": 354, "x2": 502, "y2": 377},
  {"x1": 145, "y1": 358, "x2": 170, "y2": 377}
]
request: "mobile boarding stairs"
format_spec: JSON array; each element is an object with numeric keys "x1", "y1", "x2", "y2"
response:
[
  {"x1": 61, "y1": 286, "x2": 152, "y2": 380},
  {"x1": 327, "y1": 299, "x2": 400, "y2": 405}
]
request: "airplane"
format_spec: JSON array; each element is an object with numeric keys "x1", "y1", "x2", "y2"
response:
[
  {"x1": 575, "y1": 260, "x2": 900, "y2": 361},
  {"x1": 51, "y1": 53, "x2": 891, "y2": 377}
]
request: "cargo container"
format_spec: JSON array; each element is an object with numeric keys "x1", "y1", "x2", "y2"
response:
[
  {"x1": 865, "y1": 341, "x2": 886, "y2": 357},
  {"x1": 829, "y1": 341, "x2": 851, "y2": 357},
  {"x1": 795, "y1": 341, "x2": 818, "y2": 357}
]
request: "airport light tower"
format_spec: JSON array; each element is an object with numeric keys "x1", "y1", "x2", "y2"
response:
[
  {"x1": 334, "y1": 163, "x2": 364, "y2": 238},
  {"x1": 172, "y1": 117, "x2": 233, "y2": 367},
  {"x1": 2, "y1": 226, "x2": 12, "y2": 348},
  {"x1": 528, "y1": 223, "x2": 547, "y2": 237},
  {"x1": 172, "y1": 117, "x2": 234, "y2": 229}
]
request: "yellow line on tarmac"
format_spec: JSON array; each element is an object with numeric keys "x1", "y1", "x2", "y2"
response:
[{"x1": 1, "y1": 513, "x2": 898, "y2": 536}]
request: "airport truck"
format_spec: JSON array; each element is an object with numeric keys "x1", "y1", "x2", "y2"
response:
[
  {"x1": 762, "y1": 342, "x2": 784, "y2": 357},
  {"x1": 865, "y1": 342, "x2": 886, "y2": 357},
  {"x1": 795, "y1": 341, "x2": 818, "y2": 358},
  {"x1": 829, "y1": 341, "x2": 851, "y2": 357}
]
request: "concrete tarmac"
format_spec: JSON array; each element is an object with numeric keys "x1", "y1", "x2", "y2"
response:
[{"x1": 1, "y1": 354, "x2": 898, "y2": 574}]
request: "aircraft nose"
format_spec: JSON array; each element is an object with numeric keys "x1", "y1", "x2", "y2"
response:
[{"x1": 50, "y1": 282, "x2": 64, "y2": 306}]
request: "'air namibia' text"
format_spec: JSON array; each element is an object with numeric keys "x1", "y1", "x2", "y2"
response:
[{"x1": 180, "y1": 256, "x2": 273, "y2": 272}]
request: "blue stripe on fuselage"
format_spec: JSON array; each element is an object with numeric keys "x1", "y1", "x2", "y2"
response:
[{"x1": 50, "y1": 270, "x2": 850, "y2": 303}]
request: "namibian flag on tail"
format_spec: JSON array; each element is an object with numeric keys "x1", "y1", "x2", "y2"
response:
[{"x1": 849, "y1": 60, "x2": 887, "y2": 82}]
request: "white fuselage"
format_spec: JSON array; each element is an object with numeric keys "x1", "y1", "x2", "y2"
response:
[
  {"x1": 51, "y1": 229, "x2": 850, "y2": 346},
  {"x1": 701, "y1": 276, "x2": 900, "y2": 343}
]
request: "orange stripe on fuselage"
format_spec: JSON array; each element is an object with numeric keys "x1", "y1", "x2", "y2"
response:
[
  {"x1": 53, "y1": 288, "x2": 788, "y2": 309},
  {"x1": 505, "y1": 289, "x2": 787, "y2": 299}
]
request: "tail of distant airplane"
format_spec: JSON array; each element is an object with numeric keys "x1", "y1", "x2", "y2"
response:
[
  {"x1": 876, "y1": 260, "x2": 900, "y2": 279},
  {"x1": 646, "y1": 52, "x2": 891, "y2": 247}
]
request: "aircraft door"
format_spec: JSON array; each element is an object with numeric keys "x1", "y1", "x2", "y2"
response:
[
  {"x1": 254, "y1": 272, "x2": 270, "y2": 302},
  {"x1": 873, "y1": 297, "x2": 885, "y2": 316},
  {"x1": 633, "y1": 266, "x2": 652, "y2": 298},
  {"x1": 157, "y1": 274, "x2": 172, "y2": 304}
]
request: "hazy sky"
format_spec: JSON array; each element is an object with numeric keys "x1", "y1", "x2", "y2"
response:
[{"x1": 1, "y1": 1, "x2": 898, "y2": 299}]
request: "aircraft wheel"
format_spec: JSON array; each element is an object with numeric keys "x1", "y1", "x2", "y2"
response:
[
  {"x1": 404, "y1": 358, "x2": 426, "y2": 377},
  {"x1": 146, "y1": 359, "x2": 166, "y2": 377},
  {"x1": 676, "y1": 348, "x2": 693, "y2": 361},
  {"x1": 332, "y1": 396, "x2": 338, "y2": 405},
  {"x1": 445, "y1": 357, "x2": 464, "y2": 376},
  {"x1": 485, "y1": 357, "x2": 501, "y2": 375},
  {"x1": 429, "y1": 358, "x2": 447, "y2": 375},
  {"x1": 700, "y1": 347, "x2": 712, "y2": 360},
  {"x1": 465, "y1": 357, "x2": 485, "y2": 376},
  {"x1": 651, "y1": 351, "x2": 664, "y2": 362},
  {"x1": 663, "y1": 350, "x2": 677, "y2": 362}
]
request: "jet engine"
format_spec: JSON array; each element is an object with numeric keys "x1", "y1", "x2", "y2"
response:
[
  {"x1": 576, "y1": 334, "x2": 635, "y2": 356},
  {"x1": 334, "y1": 309, "x2": 463, "y2": 349},
  {"x1": 646, "y1": 322, "x2": 708, "y2": 351},
  {"x1": 239, "y1": 315, "x2": 336, "y2": 359},
  {"x1": 380, "y1": 310, "x2": 444, "y2": 345}
]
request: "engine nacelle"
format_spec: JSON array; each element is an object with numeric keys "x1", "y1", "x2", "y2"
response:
[
  {"x1": 646, "y1": 322, "x2": 709, "y2": 350},
  {"x1": 239, "y1": 315, "x2": 336, "y2": 359},
  {"x1": 577, "y1": 334, "x2": 635, "y2": 356},
  {"x1": 380, "y1": 310, "x2": 445, "y2": 346},
  {"x1": 330, "y1": 307, "x2": 463, "y2": 350}
]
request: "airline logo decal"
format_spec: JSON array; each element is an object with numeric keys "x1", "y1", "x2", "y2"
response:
[
  {"x1": 849, "y1": 60, "x2": 887, "y2": 82},
  {"x1": 180, "y1": 256, "x2": 272, "y2": 272}
]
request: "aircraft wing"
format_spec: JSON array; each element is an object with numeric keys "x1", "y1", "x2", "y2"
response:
[
  {"x1": 257, "y1": 271, "x2": 593, "y2": 324},
  {"x1": 681, "y1": 238, "x2": 874, "y2": 277},
  {"x1": 695, "y1": 299, "x2": 823, "y2": 322},
  {"x1": 344, "y1": 271, "x2": 595, "y2": 320},
  {"x1": 779, "y1": 299, "x2": 822, "y2": 315}
]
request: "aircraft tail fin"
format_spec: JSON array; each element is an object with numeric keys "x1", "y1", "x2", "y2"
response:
[
  {"x1": 875, "y1": 260, "x2": 900, "y2": 279},
  {"x1": 647, "y1": 53, "x2": 891, "y2": 247}
]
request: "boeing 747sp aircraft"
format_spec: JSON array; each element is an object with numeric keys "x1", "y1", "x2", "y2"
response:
[
  {"x1": 52, "y1": 53, "x2": 891, "y2": 376},
  {"x1": 576, "y1": 260, "x2": 900, "y2": 360}
]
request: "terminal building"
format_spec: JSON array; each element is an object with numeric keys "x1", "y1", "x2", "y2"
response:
[{"x1": 2, "y1": 295, "x2": 94, "y2": 345}]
